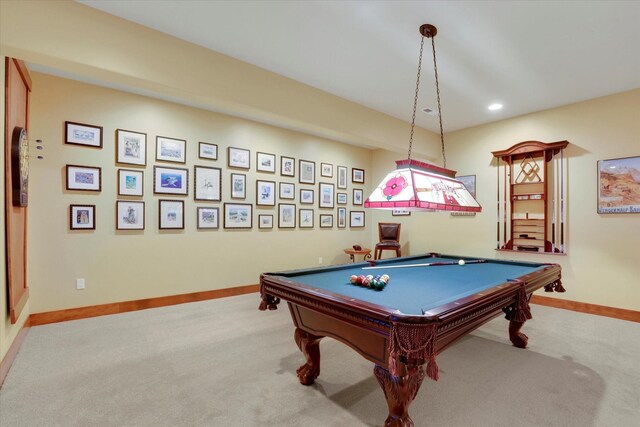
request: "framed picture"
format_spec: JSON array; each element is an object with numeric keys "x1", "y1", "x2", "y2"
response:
[
  {"x1": 70, "y1": 204, "x2": 95, "y2": 230},
  {"x1": 199, "y1": 142, "x2": 218, "y2": 160},
  {"x1": 350, "y1": 210, "x2": 365, "y2": 228},
  {"x1": 353, "y1": 188, "x2": 363, "y2": 205},
  {"x1": 118, "y1": 169, "x2": 143, "y2": 196},
  {"x1": 156, "y1": 136, "x2": 186, "y2": 163},
  {"x1": 598, "y1": 156, "x2": 640, "y2": 214},
  {"x1": 159, "y1": 200, "x2": 184, "y2": 230},
  {"x1": 256, "y1": 180, "x2": 276, "y2": 206},
  {"x1": 230, "y1": 173, "x2": 246, "y2": 199},
  {"x1": 337, "y1": 207, "x2": 347, "y2": 228},
  {"x1": 451, "y1": 174, "x2": 477, "y2": 217},
  {"x1": 65, "y1": 121, "x2": 102, "y2": 148},
  {"x1": 321, "y1": 163, "x2": 333, "y2": 178},
  {"x1": 300, "y1": 189, "x2": 314, "y2": 205},
  {"x1": 278, "y1": 203, "x2": 296, "y2": 228},
  {"x1": 258, "y1": 214, "x2": 273, "y2": 229},
  {"x1": 197, "y1": 207, "x2": 219, "y2": 229},
  {"x1": 116, "y1": 201, "x2": 145, "y2": 230},
  {"x1": 299, "y1": 159, "x2": 316, "y2": 184},
  {"x1": 154, "y1": 166, "x2": 188, "y2": 195},
  {"x1": 337, "y1": 192, "x2": 347, "y2": 205},
  {"x1": 66, "y1": 165, "x2": 101, "y2": 192},
  {"x1": 116, "y1": 129, "x2": 146, "y2": 166},
  {"x1": 456, "y1": 175, "x2": 477, "y2": 198},
  {"x1": 228, "y1": 147, "x2": 250, "y2": 169},
  {"x1": 352, "y1": 168, "x2": 365, "y2": 184},
  {"x1": 279, "y1": 182, "x2": 295, "y2": 200},
  {"x1": 299, "y1": 209, "x2": 314, "y2": 228},
  {"x1": 224, "y1": 203, "x2": 253, "y2": 229},
  {"x1": 337, "y1": 166, "x2": 348, "y2": 189},
  {"x1": 281, "y1": 156, "x2": 295, "y2": 177},
  {"x1": 392, "y1": 209, "x2": 411, "y2": 216},
  {"x1": 257, "y1": 152, "x2": 276, "y2": 173},
  {"x1": 319, "y1": 182, "x2": 335, "y2": 208},
  {"x1": 194, "y1": 166, "x2": 221, "y2": 201},
  {"x1": 320, "y1": 214, "x2": 333, "y2": 229}
]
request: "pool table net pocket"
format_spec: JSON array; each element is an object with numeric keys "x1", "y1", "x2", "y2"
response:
[{"x1": 388, "y1": 322, "x2": 440, "y2": 381}]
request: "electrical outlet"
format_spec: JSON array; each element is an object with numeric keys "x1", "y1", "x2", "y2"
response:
[
  {"x1": 76, "y1": 278, "x2": 85, "y2": 290},
  {"x1": 318, "y1": 257, "x2": 323, "y2": 265}
]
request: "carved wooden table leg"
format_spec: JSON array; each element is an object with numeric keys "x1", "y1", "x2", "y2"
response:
[
  {"x1": 509, "y1": 320, "x2": 528, "y2": 348},
  {"x1": 374, "y1": 364, "x2": 426, "y2": 427},
  {"x1": 294, "y1": 328, "x2": 323, "y2": 385}
]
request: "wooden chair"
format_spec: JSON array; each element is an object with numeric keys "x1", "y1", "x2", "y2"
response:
[{"x1": 374, "y1": 222, "x2": 402, "y2": 260}]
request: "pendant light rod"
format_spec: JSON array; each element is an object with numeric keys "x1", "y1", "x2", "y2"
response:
[{"x1": 408, "y1": 24, "x2": 446, "y2": 168}]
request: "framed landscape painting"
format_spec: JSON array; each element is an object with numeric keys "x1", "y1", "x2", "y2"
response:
[
  {"x1": 228, "y1": 147, "x2": 250, "y2": 169},
  {"x1": 156, "y1": 136, "x2": 186, "y2": 163},
  {"x1": 224, "y1": 203, "x2": 253, "y2": 229},
  {"x1": 257, "y1": 152, "x2": 276, "y2": 173},
  {"x1": 65, "y1": 121, "x2": 102, "y2": 148},
  {"x1": 598, "y1": 156, "x2": 640, "y2": 214},
  {"x1": 154, "y1": 166, "x2": 188, "y2": 195},
  {"x1": 116, "y1": 129, "x2": 146, "y2": 166},
  {"x1": 319, "y1": 214, "x2": 333, "y2": 228},
  {"x1": 199, "y1": 142, "x2": 218, "y2": 160},
  {"x1": 66, "y1": 165, "x2": 101, "y2": 192}
]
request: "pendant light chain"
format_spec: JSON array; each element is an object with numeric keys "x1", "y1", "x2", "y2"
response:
[
  {"x1": 407, "y1": 36, "x2": 425, "y2": 161},
  {"x1": 431, "y1": 36, "x2": 446, "y2": 169}
]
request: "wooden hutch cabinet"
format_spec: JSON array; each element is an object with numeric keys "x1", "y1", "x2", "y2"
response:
[{"x1": 492, "y1": 140, "x2": 569, "y2": 254}]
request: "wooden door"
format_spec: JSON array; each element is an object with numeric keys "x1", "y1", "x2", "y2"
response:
[{"x1": 5, "y1": 58, "x2": 31, "y2": 323}]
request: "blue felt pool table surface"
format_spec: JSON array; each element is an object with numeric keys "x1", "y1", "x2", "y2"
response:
[{"x1": 273, "y1": 254, "x2": 547, "y2": 315}]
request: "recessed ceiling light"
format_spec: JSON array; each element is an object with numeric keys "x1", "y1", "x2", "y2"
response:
[{"x1": 488, "y1": 103, "x2": 503, "y2": 111}]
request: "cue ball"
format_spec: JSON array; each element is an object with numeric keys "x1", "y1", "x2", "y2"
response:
[{"x1": 458, "y1": 259, "x2": 465, "y2": 266}]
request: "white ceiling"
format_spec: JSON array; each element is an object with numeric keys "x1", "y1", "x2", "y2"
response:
[{"x1": 79, "y1": 0, "x2": 640, "y2": 133}]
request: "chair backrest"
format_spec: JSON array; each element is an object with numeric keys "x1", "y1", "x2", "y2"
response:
[{"x1": 378, "y1": 222, "x2": 401, "y2": 242}]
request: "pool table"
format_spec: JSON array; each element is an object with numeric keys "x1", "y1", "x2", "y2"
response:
[{"x1": 259, "y1": 253, "x2": 563, "y2": 426}]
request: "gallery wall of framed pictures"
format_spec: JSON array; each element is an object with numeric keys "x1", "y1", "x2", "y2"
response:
[{"x1": 64, "y1": 118, "x2": 370, "y2": 234}]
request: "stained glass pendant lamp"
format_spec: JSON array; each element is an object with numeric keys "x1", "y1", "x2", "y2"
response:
[{"x1": 364, "y1": 24, "x2": 481, "y2": 213}]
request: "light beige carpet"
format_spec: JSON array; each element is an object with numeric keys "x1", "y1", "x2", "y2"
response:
[{"x1": 1, "y1": 293, "x2": 638, "y2": 426}]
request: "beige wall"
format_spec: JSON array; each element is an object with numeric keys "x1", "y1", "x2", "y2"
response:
[
  {"x1": 27, "y1": 72, "x2": 377, "y2": 314},
  {"x1": 370, "y1": 90, "x2": 640, "y2": 311}
]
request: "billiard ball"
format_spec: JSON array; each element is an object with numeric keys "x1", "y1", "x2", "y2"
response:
[
  {"x1": 363, "y1": 278, "x2": 371, "y2": 287},
  {"x1": 357, "y1": 275, "x2": 365, "y2": 285},
  {"x1": 350, "y1": 275, "x2": 358, "y2": 284},
  {"x1": 458, "y1": 259, "x2": 465, "y2": 266}
]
